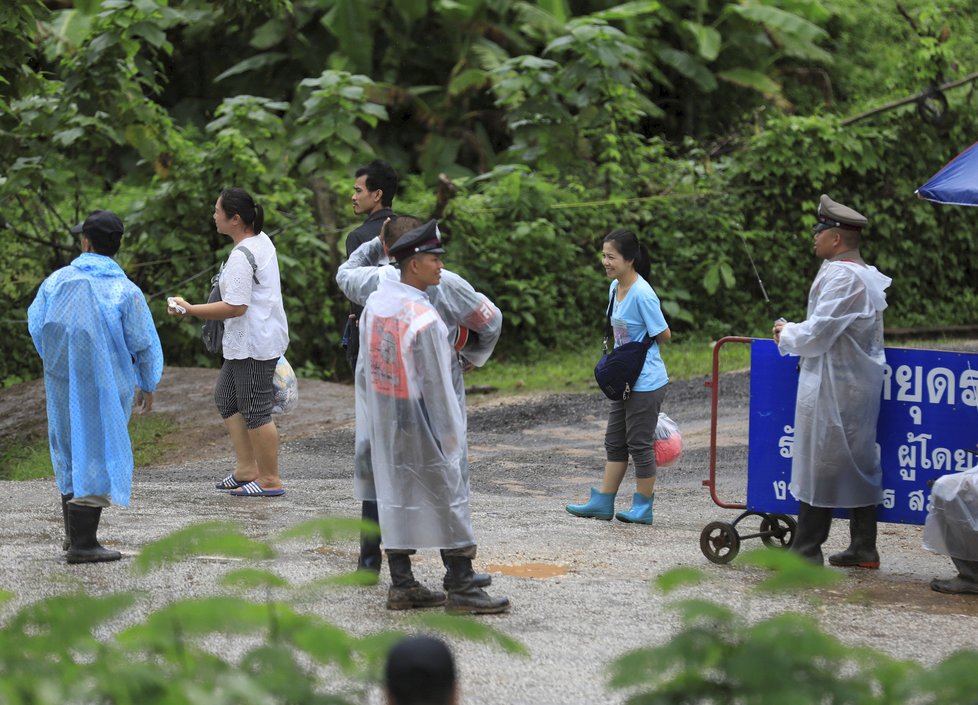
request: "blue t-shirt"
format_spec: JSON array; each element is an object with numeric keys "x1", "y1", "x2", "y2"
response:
[{"x1": 607, "y1": 278, "x2": 669, "y2": 392}]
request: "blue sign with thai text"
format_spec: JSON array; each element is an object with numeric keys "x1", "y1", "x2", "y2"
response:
[{"x1": 746, "y1": 339, "x2": 978, "y2": 525}]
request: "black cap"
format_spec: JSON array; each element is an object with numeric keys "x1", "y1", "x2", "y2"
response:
[
  {"x1": 71, "y1": 210, "x2": 125, "y2": 240},
  {"x1": 388, "y1": 220, "x2": 445, "y2": 263},
  {"x1": 384, "y1": 635, "x2": 456, "y2": 704}
]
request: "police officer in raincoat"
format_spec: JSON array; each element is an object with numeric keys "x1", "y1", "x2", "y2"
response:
[
  {"x1": 28, "y1": 210, "x2": 164, "y2": 564},
  {"x1": 355, "y1": 221, "x2": 509, "y2": 614},
  {"x1": 773, "y1": 195, "x2": 892, "y2": 567},
  {"x1": 338, "y1": 215, "x2": 500, "y2": 590}
]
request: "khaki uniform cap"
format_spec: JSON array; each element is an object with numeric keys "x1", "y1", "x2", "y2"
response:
[{"x1": 818, "y1": 194, "x2": 868, "y2": 228}]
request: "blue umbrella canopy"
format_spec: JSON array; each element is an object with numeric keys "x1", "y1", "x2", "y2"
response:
[{"x1": 916, "y1": 141, "x2": 978, "y2": 206}]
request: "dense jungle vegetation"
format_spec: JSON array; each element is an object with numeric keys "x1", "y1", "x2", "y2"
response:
[{"x1": 3, "y1": 0, "x2": 978, "y2": 384}]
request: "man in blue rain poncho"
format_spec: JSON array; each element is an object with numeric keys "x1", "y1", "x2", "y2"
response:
[
  {"x1": 773, "y1": 195, "x2": 891, "y2": 568},
  {"x1": 338, "y1": 215, "x2": 500, "y2": 590},
  {"x1": 28, "y1": 210, "x2": 164, "y2": 564},
  {"x1": 355, "y1": 220, "x2": 509, "y2": 614}
]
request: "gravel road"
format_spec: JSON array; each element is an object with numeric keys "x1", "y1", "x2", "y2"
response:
[{"x1": 1, "y1": 371, "x2": 977, "y2": 704}]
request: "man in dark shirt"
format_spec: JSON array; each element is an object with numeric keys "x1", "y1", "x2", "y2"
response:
[{"x1": 343, "y1": 159, "x2": 397, "y2": 573}]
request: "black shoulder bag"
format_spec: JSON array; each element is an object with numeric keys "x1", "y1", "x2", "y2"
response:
[
  {"x1": 593, "y1": 287, "x2": 654, "y2": 401},
  {"x1": 202, "y1": 245, "x2": 259, "y2": 355}
]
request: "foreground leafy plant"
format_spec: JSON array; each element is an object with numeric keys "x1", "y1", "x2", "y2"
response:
[
  {"x1": 610, "y1": 550, "x2": 978, "y2": 705},
  {"x1": 0, "y1": 519, "x2": 525, "y2": 705}
]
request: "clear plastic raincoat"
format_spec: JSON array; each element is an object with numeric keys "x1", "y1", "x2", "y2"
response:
[
  {"x1": 923, "y1": 466, "x2": 978, "y2": 561},
  {"x1": 354, "y1": 277, "x2": 475, "y2": 550},
  {"x1": 338, "y1": 236, "x2": 502, "y2": 486},
  {"x1": 28, "y1": 254, "x2": 164, "y2": 506},
  {"x1": 337, "y1": 236, "x2": 502, "y2": 367},
  {"x1": 778, "y1": 258, "x2": 891, "y2": 508}
]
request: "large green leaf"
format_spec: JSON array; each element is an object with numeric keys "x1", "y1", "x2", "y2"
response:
[
  {"x1": 535, "y1": 0, "x2": 571, "y2": 24},
  {"x1": 683, "y1": 20, "x2": 721, "y2": 61},
  {"x1": 322, "y1": 0, "x2": 374, "y2": 74},
  {"x1": 717, "y1": 67, "x2": 784, "y2": 101},
  {"x1": 590, "y1": 0, "x2": 662, "y2": 21},
  {"x1": 214, "y1": 52, "x2": 287, "y2": 82},
  {"x1": 657, "y1": 48, "x2": 717, "y2": 92},
  {"x1": 393, "y1": 0, "x2": 428, "y2": 24},
  {"x1": 727, "y1": 3, "x2": 828, "y2": 44}
]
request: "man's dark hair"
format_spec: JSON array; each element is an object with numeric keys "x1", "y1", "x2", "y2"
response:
[
  {"x1": 385, "y1": 635, "x2": 456, "y2": 705},
  {"x1": 87, "y1": 232, "x2": 121, "y2": 257},
  {"x1": 355, "y1": 159, "x2": 398, "y2": 208}
]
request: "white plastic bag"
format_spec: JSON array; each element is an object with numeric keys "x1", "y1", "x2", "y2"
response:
[
  {"x1": 271, "y1": 356, "x2": 298, "y2": 414},
  {"x1": 654, "y1": 413, "x2": 683, "y2": 468}
]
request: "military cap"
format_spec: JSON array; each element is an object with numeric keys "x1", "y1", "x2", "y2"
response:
[
  {"x1": 815, "y1": 194, "x2": 867, "y2": 232},
  {"x1": 389, "y1": 219, "x2": 445, "y2": 263}
]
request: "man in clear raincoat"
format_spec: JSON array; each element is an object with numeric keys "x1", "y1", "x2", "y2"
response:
[
  {"x1": 923, "y1": 467, "x2": 978, "y2": 594},
  {"x1": 773, "y1": 195, "x2": 891, "y2": 567},
  {"x1": 355, "y1": 220, "x2": 509, "y2": 614},
  {"x1": 28, "y1": 210, "x2": 164, "y2": 564},
  {"x1": 338, "y1": 215, "x2": 500, "y2": 589}
]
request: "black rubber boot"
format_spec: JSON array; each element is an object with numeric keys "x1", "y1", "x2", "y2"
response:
[
  {"x1": 385, "y1": 553, "x2": 446, "y2": 610},
  {"x1": 828, "y1": 505, "x2": 880, "y2": 568},
  {"x1": 790, "y1": 502, "x2": 832, "y2": 566},
  {"x1": 65, "y1": 504, "x2": 122, "y2": 564},
  {"x1": 357, "y1": 500, "x2": 383, "y2": 573},
  {"x1": 440, "y1": 549, "x2": 491, "y2": 590},
  {"x1": 444, "y1": 555, "x2": 510, "y2": 615},
  {"x1": 61, "y1": 493, "x2": 73, "y2": 551}
]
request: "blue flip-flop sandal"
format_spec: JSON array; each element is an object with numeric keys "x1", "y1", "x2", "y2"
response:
[
  {"x1": 230, "y1": 481, "x2": 285, "y2": 497},
  {"x1": 215, "y1": 474, "x2": 246, "y2": 490}
]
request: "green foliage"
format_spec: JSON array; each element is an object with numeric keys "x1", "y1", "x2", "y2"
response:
[
  {"x1": 0, "y1": 520, "x2": 523, "y2": 705},
  {"x1": 613, "y1": 554, "x2": 978, "y2": 704},
  {"x1": 3, "y1": 0, "x2": 978, "y2": 387}
]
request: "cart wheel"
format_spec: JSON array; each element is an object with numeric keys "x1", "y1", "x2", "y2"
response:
[
  {"x1": 700, "y1": 521, "x2": 741, "y2": 564},
  {"x1": 759, "y1": 513, "x2": 796, "y2": 549}
]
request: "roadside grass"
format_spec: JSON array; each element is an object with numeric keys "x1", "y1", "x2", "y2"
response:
[
  {"x1": 466, "y1": 337, "x2": 752, "y2": 396},
  {"x1": 0, "y1": 413, "x2": 176, "y2": 482},
  {"x1": 466, "y1": 335, "x2": 966, "y2": 397}
]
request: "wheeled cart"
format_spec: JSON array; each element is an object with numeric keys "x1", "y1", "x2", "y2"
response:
[{"x1": 699, "y1": 336, "x2": 978, "y2": 564}]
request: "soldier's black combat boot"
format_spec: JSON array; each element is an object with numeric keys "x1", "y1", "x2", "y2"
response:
[
  {"x1": 790, "y1": 502, "x2": 833, "y2": 566},
  {"x1": 828, "y1": 505, "x2": 880, "y2": 569},
  {"x1": 444, "y1": 555, "x2": 510, "y2": 615},
  {"x1": 440, "y1": 549, "x2": 492, "y2": 590},
  {"x1": 65, "y1": 504, "x2": 122, "y2": 564},
  {"x1": 385, "y1": 552, "x2": 446, "y2": 610}
]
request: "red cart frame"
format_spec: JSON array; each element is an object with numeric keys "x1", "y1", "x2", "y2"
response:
[{"x1": 699, "y1": 336, "x2": 796, "y2": 563}]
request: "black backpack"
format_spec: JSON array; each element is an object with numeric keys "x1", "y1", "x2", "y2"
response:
[{"x1": 201, "y1": 246, "x2": 258, "y2": 355}]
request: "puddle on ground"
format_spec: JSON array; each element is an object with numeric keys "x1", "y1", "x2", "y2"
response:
[{"x1": 486, "y1": 562, "x2": 568, "y2": 579}]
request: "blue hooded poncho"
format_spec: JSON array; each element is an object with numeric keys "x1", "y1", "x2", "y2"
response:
[{"x1": 27, "y1": 253, "x2": 164, "y2": 506}]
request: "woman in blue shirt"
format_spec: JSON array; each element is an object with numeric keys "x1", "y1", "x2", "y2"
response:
[{"x1": 567, "y1": 229, "x2": 671, "y2": 524}]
